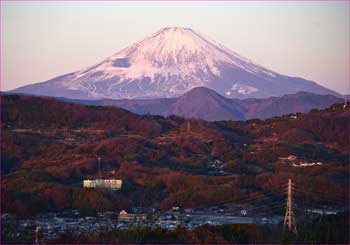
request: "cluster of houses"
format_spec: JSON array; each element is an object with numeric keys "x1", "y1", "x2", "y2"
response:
[{"x1": 278, "y1": 155, "x2": 323, "y2": 168}]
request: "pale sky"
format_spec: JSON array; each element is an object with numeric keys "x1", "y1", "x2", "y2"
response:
[{"x1": 1, "y1": 1, "x2": 349, "y2": 94}]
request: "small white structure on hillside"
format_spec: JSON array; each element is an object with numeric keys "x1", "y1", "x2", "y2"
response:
[{"x1": 83, "y1": 179, "x2": 122, "y2": 190}]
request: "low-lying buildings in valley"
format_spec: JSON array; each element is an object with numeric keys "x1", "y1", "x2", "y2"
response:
[{"x1": 278, "y1": 155, "x2": 323, "y2": 168}]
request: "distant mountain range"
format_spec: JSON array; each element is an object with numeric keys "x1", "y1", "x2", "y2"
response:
[
  {"x1": 61, "y1": 87, "x2": 343, "y2": 121},
  {"x1": 10, "y1": 27, "x2": 339, "y2": 100}
]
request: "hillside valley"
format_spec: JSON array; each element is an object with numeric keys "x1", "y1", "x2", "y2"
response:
[{"x1": 1, "y1": 94, "x2": 348, "y2": 217}]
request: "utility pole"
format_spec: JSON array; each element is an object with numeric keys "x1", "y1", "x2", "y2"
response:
[
  {"x1": 284, "y1": 178, "x2": 297, "y2": 234},
  {"x1": 98, "y1": 157, "x2": 101, "y2": 179},
  {"x1": 187, "y1": 121, "x2": 191, "y2": 133},
  {"x1": 344, "y1": 96, "x2": 349, "y2": 109}
]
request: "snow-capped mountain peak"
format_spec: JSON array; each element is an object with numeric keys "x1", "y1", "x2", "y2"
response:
[
  {"x1": 12, "y1": 27, "x2": 339, "y2": 99},
  {"x1": 77, "y1": 27, "x2": 278, "y2": 81}
]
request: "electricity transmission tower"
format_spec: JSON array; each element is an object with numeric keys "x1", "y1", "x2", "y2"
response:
[{"x1": 284, "y1": 178, "x2": 297, "y2": 234}]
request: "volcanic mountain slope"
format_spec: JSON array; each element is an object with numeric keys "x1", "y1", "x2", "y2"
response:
[
  {"x1": 62, "y1": 87, "x2": 343, "y2": 121},
  {"x1": 11, "y1": 27, "x2": 338, "y2": 100}
]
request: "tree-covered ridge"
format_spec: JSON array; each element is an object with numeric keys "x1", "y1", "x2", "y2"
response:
[{"x1": 1, "y1": 94, "x2": 348, "y2": 217}]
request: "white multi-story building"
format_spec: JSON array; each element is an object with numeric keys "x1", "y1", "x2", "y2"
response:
[{"x1": 83, "y1": 179, "x2": 122, "y2": 190}]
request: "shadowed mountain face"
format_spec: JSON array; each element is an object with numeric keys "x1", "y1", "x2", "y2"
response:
[
  {"x1": 10, "y1": 27, "x2": 339, "y2": 100},
  {"x1": 162, "y1": 87, "x2": 245, "y2": 121},
  {"x1": 58, "y1": 87, "x2": 343, "y2": 121},
  {"x1": 235, "y1": 92, "x2": 344, "y2": 119}
]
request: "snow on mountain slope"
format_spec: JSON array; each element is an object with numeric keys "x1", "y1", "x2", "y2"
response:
[{"x1": 11, "y1": 27, "x2": 339, "y2": 99}]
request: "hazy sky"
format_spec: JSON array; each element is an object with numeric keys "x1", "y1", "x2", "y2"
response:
[{"x1": 1, "y1": 1, "x2": 349, "y2": 94}]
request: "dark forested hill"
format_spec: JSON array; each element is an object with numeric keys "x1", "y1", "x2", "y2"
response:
[{"x1": 1, "y1": 94, "x2": 348, "y2": 217}]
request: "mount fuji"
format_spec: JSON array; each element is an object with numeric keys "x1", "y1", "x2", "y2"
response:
[{"x1": 11, "y1": 27, "x2": 339, "y2": 99}]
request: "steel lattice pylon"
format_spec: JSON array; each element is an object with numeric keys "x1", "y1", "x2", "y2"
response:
[{"x1": 284, "y1": 178, "x2": 297, "y2": 234}]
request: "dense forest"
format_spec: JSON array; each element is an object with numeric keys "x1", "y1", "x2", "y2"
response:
[{"x1": 1, "y1": 94, "x2": 348, "y2": 218}]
